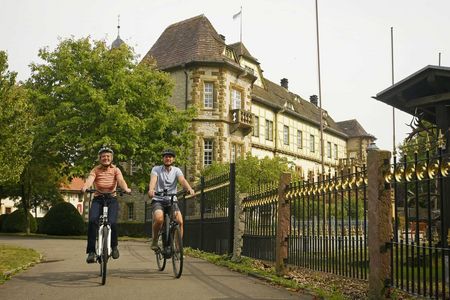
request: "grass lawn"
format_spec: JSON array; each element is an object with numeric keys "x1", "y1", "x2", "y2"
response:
[{"x1": 0, "y1": 244, "x2": 41, "y2": 284}]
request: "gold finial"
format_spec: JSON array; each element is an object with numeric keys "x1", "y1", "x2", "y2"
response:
[{"x1": 425, "y1": 133, "x2": 431, "y2": 151}]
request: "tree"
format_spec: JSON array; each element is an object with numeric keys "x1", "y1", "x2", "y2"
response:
[
  {"x1": 27, "y1": 37, "x2": 195, "y2": 191},
  {"x1": 200, "y1": 153, "x2": 290, "y2": 193},
  {"x1": 0, "y1": 51, "x2": 33, "y2": 184}
]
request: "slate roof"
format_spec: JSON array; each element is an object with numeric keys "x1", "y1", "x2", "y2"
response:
[
  {"x1": 253, "y1": 79, "x2": 346, "y2": 137},
  {"x1": 143, "y1": 14, "x2": 240, "y2": 70},
  {"x1": 336, "y1": 119, "x2": 375, "y2": 139},
  {"x1": 228, "y1": 42, "x2": 258, "y2": 63}
]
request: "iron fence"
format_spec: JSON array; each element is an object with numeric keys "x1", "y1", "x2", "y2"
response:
[
  {"x1": 287, "y1": 167, "x2": 368, "y2": 280},
  {"x1": 386, "y1": 142, "x2": 450, "y2": 299},
  {"x1": 242, "y1": 183, "x2": 278, "y2": 261}
]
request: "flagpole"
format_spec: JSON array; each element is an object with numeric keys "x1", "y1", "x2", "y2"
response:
[
  {"x1": 391, "y1": 27, "x2": 396, "y2": 157},
  {"x1": 240, "y1": 6, "x2": 243, "y2": 43},
  {"x1": 315, "y1": 0, "x2": 325, "y2": 174}
]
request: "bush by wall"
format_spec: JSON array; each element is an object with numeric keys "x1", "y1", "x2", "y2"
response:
[
  {"x1": 1, "y1": 209, "x2": 37, "y2": 233},
  {"x1": 117, "y1": 222, "x2": 148, "y2": 237},
  {"x1": 0, "y1": 214, "x2": 9, "y2": 232},
  {"x1": 40, "y1": 202, "x2": 85, "y2": 236}
]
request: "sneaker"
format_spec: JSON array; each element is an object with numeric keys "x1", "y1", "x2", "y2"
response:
[
  {"x1": 151, "y1": 239, "x2": 159, "y2": 251},
  {"x1": 86, "y1": 252, "x2": 96, "y2": 264},
  {"x1": 112, "y1": 247, "x2": 120, "y2": 259}
]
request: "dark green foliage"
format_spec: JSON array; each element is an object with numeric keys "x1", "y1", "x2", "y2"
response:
[
  {"x1": 117, "y1": 222, "x2": 147, "y2": 237},
  {"x1": 0, "y1": 214, "x2": 9, "y2": 232},
  {"x1": 1, "y1": 209, "x2": 37, "y2": 233},
  {"x1": 40, "y1": 202, "x2": 85, "y2": 235}
]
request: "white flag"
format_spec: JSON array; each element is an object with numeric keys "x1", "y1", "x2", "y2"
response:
[{"x1": 232, "y1": 10, "x2": 241, "y2": 20}]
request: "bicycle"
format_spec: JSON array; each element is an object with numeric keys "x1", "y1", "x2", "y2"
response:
[
  {"x1": 153, "y1": 190, "x2": 184, "y2": 278},
  {"x1": 86, "y1": 188, "x2": 126, "y2": 285}
]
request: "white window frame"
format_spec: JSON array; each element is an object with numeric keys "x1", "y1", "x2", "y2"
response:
[
  {"x1": 297, "y1": 130, "x2": 303, "y2": 149},
  {"x1": 310, "y1": 135, "x2": 315, "y2": 153},
  {"x1": 231, "y1": 88, "x2": 241, "y2": 110},
  {"x1": 204, "y1": 140, "x2": 214, "y2": 166},
  {"x1": 252, "y1": 116, "x2": 259, "y2": 137},
  {"x1": 265, "y1": 119, "x2": 273, "y2": 141},
  {"x1": 327, "y1": 142, "x2": 332, "y2": 158},
  {"x1": 204, "y1": 82, "x2": 214, "y2": 109},
  {"x1": 334, "y1": 144, "x2": 338, "y2": 160},
  {"x1": 283, "y1": 125, "x2": 289, "y2": 145}
]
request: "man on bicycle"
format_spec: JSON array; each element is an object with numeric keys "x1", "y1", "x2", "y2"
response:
[
  {"x1": 148, "y1": 149, "x2": 195, "y2": 250},
  {"x1": 82, "y1": 147, "x2": 131, "y2": 263}
]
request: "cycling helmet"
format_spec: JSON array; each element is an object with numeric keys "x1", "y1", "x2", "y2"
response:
[
  {"x1": 98, "y1": 147, "x2": 114, "y2": 156},
  {"x1": 161, "y1": 149, "x2": 176, "y2": 157}
]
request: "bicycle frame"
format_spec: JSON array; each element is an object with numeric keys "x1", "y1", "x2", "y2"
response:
[{"x1": 96, "y1": 202, "x2": 111, "y2": 259}]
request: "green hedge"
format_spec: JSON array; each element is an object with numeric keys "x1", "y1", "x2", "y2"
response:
[
  {"x1": 117, "y1": 222, "x2": 149, "y2": 237},
  {"x1": 0, "y1": 214, "x2": 9, "y2": 232},
  {"x1": 40, "y1": 202, "x2": 85, "y2": 236},
  {"x1": 1, "y1": 210, "x2": 37, "y2": 233}
]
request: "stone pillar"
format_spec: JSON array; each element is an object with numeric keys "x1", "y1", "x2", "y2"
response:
[
  {"x1": 276, "y1": 172, "x2": 291, "y2": 275},
  {"x1": 368, "y1": 148, "x2": 392, "y2": 299},
  {"x1": 231, "y1": 192, "x2": 246, "y2": 262}
]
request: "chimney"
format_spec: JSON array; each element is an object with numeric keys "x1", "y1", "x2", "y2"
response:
[
  {"x1": 309, "y1": 95, "x2": 318, "y2": 106},
  {"x1": 219, "y1": 34, "x2": 226, "y2": 42},
  {"x1": 280, "y1": 78, "x2": 288, "y2": 89}
]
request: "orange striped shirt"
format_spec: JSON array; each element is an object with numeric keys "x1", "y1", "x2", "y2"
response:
[{"x1": 89, "y1": 164, "x2": 123, "y2": 195}]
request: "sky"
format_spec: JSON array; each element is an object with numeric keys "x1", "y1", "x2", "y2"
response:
[{"x1": 1, "y1": 0, "x2": 449, "y2": 152}]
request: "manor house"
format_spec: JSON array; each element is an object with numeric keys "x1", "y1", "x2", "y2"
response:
[{"x1": 143, "y1": 15, "x2": 374, "y2": 181}]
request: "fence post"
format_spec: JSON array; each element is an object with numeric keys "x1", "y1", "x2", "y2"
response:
[
  {"x1": 232, "y1": 192, "x2": 246, "y2": 262},
  {"x1": 228, "y1": 163, "x2": 236, "y2": 255},
  {"x1": 368, "y1": 148, "x2": 392, "y2": 299},
  {"x1": 276, "y1": 172, "x2": 292, "y2": 275},
  {"x1": 200, "y1": 176, "x2": 205, "y2": 251}
]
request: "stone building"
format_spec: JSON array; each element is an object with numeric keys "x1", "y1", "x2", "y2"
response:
[{"x1": 143, "y1": 15, "x2": 375, "y2": 180}]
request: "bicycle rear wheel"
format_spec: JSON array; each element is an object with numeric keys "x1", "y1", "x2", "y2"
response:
[
  {"x1": 155, "y1": 231, "x2": 166, "y2": 271},
  {"x1": 171, "y1": 225, "x2": 183, "y2": 278},
  {"x1": 101, "y1": 226, "x2": 109, "y2": 285}
]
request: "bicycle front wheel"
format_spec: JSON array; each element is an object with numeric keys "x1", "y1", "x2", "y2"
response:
[
  {"x1": 155, "y1": 232, "x2": 166, "y2": 271},
  {"x1": 101, "y1": 226, "x2": 109, "y2": 285},
  {"x1": 171, "y1": 225, "x2": 183, "y2": 278}
]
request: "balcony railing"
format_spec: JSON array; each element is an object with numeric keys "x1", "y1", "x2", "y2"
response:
[{"x1": 230, "y1": 109, "x2": 253, "y2": 135}]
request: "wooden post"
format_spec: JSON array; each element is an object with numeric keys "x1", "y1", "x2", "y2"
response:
[
  {"x1": 368, "y1": 148, "x2": 392, "y2": 299},
  {"x1": 276, "y1": 172, "x2": 292, "y2": 275}
]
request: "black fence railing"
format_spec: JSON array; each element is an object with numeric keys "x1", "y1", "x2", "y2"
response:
[
  {"x1": 386, "y1": 143, "x2": 450, "y2": 299},
  {"x1": 287, "y1": 167, "x2": 368, "y2": 280},
  {"x1": 242, "y1": 182, "x2": 278, "y2": 261},
  {"x1": 183, "y1": 164, "x2": 235, "y2": 255}
]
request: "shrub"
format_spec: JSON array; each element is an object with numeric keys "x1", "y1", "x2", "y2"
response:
[
  {"x1": 0, "y1": 214, "x2": 9, "y2": 232},
  {"x1": 117, "y1": 222, "x2": 147, "y2": 237},
  {"x1": 40, "y1": 202, "x2": 85, "y2": 235},
  {"x1": 1, "y1": 209, "x2": 37, "y2": 233}
]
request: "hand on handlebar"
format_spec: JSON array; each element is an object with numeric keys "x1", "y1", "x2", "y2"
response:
[{"x1": 148, "y1": 189, "x2": 155, "y2": 198}]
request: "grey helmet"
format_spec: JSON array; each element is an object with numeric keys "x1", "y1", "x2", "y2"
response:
[
  {"x1": 161, "y1": 149, "x2": 176, "y2": 157},
  {"x1": 98, "y1": 147, "x2": 114, "y2": 156}
]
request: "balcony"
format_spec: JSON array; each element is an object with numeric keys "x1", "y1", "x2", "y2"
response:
[{"x1": 230, "y1": 109, "x2": 253, "y2": 135}]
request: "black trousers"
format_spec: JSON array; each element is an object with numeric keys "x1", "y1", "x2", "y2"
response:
[{"x1": 86, "y1": 196, "x2": 119, "y2": 253}]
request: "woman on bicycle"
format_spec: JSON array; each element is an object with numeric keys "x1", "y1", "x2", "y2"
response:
[
  {"x1": 82, "y1": 147, "x2": 131, "y2": 263},
  {"x1": 148, "y1": 149, "x2": 195, "y2": 250}
]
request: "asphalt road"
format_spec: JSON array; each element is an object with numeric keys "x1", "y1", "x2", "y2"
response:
[{"x1": 0, "y1": 236, "x2": 311, "y2": 300}]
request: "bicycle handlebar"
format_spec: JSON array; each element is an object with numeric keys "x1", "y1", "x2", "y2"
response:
[
  {"x1": 154, "y1": 191, "x2": 178, "y2": 197},
  {"x1": 85, "y1": 188, "x2": 131, "y2": 196}
]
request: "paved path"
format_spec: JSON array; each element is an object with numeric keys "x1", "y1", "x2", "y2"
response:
[{"x1": 0, "y1": 236, "x2": 312, "y2": 300}]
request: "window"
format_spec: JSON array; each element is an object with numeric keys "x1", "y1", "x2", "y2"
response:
[
  {"x1": 252, "y1": 116, "x2": 259, "y2": 137},
  {"x1": 327, "y1": 142, "x2": 332, "y2": 158},
  {"x1": 204, "y1": 82, "x2": 214, "y2": 109},
  {"x1": 297, "y1": 130, "x2": 303, "y2": 149},
  {"x1": 283, "y1": 125, "x2": 289, "y2": 145},
  {"x1": 231, "y1": 143, "x2": 242, "y2": 162},
  {"x1": 204, "y1": 140, "x2": 214, "y2": 166},
  {"x1": 310, "y1": 135, "x2": 315, "y2": 152},
  {"x1": 127, "y1": 203, "x2": 134, "y2": 220},
  {"x1": 265, "y1": 120, "x2": 273, "y2": 141},
  {"x1": 231, "y1": 88, "x2": 241, "y2": 109},
  {"x1": 334, "y1": 144, "x2": 338, "y2": 160}
]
